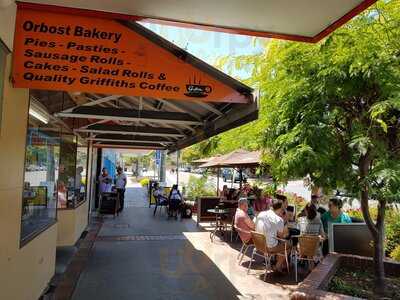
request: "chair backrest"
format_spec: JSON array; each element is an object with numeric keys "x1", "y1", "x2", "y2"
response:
[
  {"x1": 298, "y1": 235, "x2": 320, "y2": 257},
  {"x1": 299, "y1": 219, "x2": 321, "y2": 235},
  {"x1": 250, "y1": 231, "x2": 267, "y2": 254},
  {"x1": 234, "y1": 224, "x2": 251, "y2": 243}
]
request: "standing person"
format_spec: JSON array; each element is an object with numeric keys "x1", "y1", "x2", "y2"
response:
[
  {"x1": 115, "y1": 166, "x2": 127, "y2": 213},
  {"x1": 168, "y1": 184, "x2": 182, "y2": 219},
  {"x1": 255, "y1": 198, "x2": 290, "y2": 273},
  {"x1": 98, "y1": 168, "x2": 112, "y2": 194}
]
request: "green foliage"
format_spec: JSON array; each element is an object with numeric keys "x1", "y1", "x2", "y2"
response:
[
  {"x1": 328, "y1": 277, "x2": 365, "y2": 298},
  {"x1": 347, "y1": 207, "x2": 400, "y2": 253},
  {"x1": 213, "y1": 0, "x2": 400, "y2": 286},
  {"x1": 184, "y1": 175, "x2": 216, "y2": 200},
  {"x1": 139, "y1": 177, "x2": 150, "y2": 187},
  {"x1": 390, "y1": 245, "x2": 400, "y2": 262},
  {"x1": 385, "y1": 210, "x2": 400, "y2": 254}
]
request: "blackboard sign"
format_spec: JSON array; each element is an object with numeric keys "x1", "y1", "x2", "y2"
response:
[
  {"x1": 99, "y1": 192, "x2": 118, "y2": 216},
  {"x1": 329, "y1": 223, "x2": 374, "y2": 257}
]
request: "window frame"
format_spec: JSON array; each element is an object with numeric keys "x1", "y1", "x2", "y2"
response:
[
  {"x1": 20, "y1": 100, "x2": 60, "y2": 247},
  {"x1": 0, "y1": 38, "x2": 11, "y2": 135}
]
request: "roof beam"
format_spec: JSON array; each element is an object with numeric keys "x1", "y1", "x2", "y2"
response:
[
  {"x1": 169, "y1": 100, "x2": 258, "y2": 152},
  {"x1": 55, "y1": 106, "x2": 203, "y2": 126},
  {"x1": 92, "y1": 133, "x2": 172, "y2": 143},
  {"x1": 188, "y1": 100, "x2": 224, "y2": 117},
  {"x1": 93, "y1": 143, "x2": 166, "y2": 150},
  {"x1": 75, "y1": 124, "x2": 185, "y2": 138},
  {"x1": 87, "y1": 137, "x2": 173, "y2": 145},
  {"x1": 157, "y1": 99, "x2": 202, "y2": 121},
  {"x1": 58, "y1": 95, "x2": 121, "y2": 113}
]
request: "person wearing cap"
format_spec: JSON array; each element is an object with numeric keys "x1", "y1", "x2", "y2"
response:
[{"x1": 115, "y1": 166, "x2": 127, "y2": 213}]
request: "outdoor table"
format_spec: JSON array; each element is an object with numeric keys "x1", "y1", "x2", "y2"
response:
[{"x1": 207, "y1": 208, "x2": 230, "y2": 242}]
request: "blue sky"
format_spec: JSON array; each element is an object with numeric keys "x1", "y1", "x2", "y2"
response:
[{"x1": 141, "y1": 22, "x2": 266, "y2": 79}]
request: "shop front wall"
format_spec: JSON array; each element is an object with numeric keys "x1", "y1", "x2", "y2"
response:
[
  {"x1": 0, "y1": 53, "x2": 57, "y2": 299},
  {"x1": 57, "y1": 200, "x2": 88, "y2": 246}
]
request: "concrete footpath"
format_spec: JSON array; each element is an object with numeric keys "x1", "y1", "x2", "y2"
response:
[{"x1": 70, "y1": 181, "x2": 293, "y2": 300}]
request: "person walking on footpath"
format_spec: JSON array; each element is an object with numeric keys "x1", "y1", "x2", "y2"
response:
[{"x1": 115, "y1": 166, "x2": 127, "y2": 213}]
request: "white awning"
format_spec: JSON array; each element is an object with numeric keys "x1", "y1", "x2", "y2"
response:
[{"x1": 20, "y1": 0, "x2": 376, "y2": 42}]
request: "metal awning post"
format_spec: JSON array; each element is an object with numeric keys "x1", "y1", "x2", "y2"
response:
[
  {"x1": 176, "y1": 150, "x2": 180, "y2": 186},
  {"x1": 239, "y1": 168, "x2": 243, "y2": 190},
  {"x1": 217, "y1": 167, "x2": 220, "y2": 196}
]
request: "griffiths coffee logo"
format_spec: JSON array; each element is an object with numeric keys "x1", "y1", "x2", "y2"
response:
[{"x1": 184, "y1": 76, "x2": 212, "y2": 98}]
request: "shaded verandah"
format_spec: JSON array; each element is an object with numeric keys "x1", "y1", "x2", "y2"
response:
[{"x1": 60, "y1": 181, "x2": 295, "y2": 300}]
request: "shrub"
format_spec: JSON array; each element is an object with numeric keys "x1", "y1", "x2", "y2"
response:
[
  {"x1": 139, "y1": 177, "x2": 150, "y2": 187},
  {"x1": 184, "y1": 175, "x2": 215, "y2": 201},
  {"x1": 386, "y1": 210, "x2": 400, "y2": 254},
  {"x1": 390, "y1": 245, "x2": 400, "y2": 262}
]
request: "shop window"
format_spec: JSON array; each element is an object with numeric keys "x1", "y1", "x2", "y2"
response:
[
  {"x1": 0, "y1": 39, "x2": 10, "y2": 132},
  {"x1": 76, "y1": 141, "x2": 88, "y2": 206},
  {"x1": 58, "y1": 135, "x2": 88, "y2": 209},
  {"x1": 21, "y1": 108, "x2": 60, "y2": 244},
  {"x1": 58, "y1": 134, "x2": 77, "y2": 208}
]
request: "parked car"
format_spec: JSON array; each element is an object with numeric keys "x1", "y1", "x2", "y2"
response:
[
  {"x1": 233, "y1": 171, "x2": 247, "y2": 183},
  {"x1": 222, "y1": 168, "x2": 233, "y2": 182},
  {"x1": 179, "y1": 166, "x2": 191, "y2": 172},
  {"x1": 192, "y1": 168, "x2": 205, "y2": 174}
]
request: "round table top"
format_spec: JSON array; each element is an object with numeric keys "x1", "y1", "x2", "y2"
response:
[{"x1": 207, "y1": 208, "x2": 230, "y2": 214}]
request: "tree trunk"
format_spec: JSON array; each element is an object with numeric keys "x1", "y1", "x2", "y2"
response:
[
  {"x1": 374, "y1": 200, "x2": 386, "y2": 295},
  {"x1": 358, "y1": 153, "x2": 386, "y2": 294}
]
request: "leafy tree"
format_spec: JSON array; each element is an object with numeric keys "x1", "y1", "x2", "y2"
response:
[{"x1": 246, "y1": 1, "x2": 400, "y2": 294}]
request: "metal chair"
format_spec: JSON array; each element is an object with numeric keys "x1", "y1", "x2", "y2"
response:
[
  {"x1": 294, "y1": 234, "x2": 323, "y2": 282},
  {"x1": 234, "y1": 225, "x2": 254, "y2": 265},
  {"x1": 153, "y1": 192, "x2": 169, "y2": 216},
  {"x1": 247, "y1": 231, "x2": 290, "y2": 281},
  {"x1": 219, "y1": 208, "x2": 235, "y2": 241}
]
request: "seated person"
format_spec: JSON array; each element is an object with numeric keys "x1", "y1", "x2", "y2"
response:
[
  {"x1": 275, "y1": 193, "x2": 290, "y2": 223},
  {"x1": 298, "y1": 203, "x2": 325, "y2": 237},
  {"x1": 321, "y1": 198, "x2": 352, "y2": 234},
  {"x1": 255, "y1": 199, "x2": 291, "y2": 273},
  {"x1": 253, "y1": 193, "x2": 272, "y2": 215},
  {"x1": 228, "y1": 188, "x2": 239, "y2": 201},
  {"x1": 220, "y1": 185, "x2": 229, "y2": 200},
  {"x1": 298, "y1": 194, "x2": 326, "y2": 218},
  {"x1": 168, "y1": 184, "x2": 183, "y2": 219},
  {"x1": 321, "y1": 198, "x2": 351, "y2": 255},
  {"x1": 234, "y1": 198, "x2": 255, "y2": 243},
  {"x1": 153, "y1": 183, "x2": 168, "y2": 205}
]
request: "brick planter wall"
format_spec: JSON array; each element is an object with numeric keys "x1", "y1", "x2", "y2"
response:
[{"x1": 291, "y1": 253, "x2": 400, "y2": 300}]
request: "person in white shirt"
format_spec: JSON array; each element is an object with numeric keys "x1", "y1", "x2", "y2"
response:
[
  {"x1": 115, "y1": 166, "x2": 127, "y2": 212},
  {"x1": 255, "y1": 198, "x2": 290, "y2": 273}
]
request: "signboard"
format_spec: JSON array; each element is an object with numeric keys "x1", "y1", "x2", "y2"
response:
[
  {"x1": 12, "y1": 8, "x2": 249, "y2": 103},
  {"x1": 155, "y1": 150, "x2": 161, "y2": 166}
]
